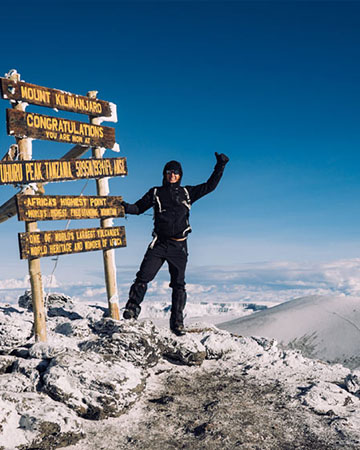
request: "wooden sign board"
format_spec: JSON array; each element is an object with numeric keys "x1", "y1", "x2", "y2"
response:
[
  {"x1": 7, "y1": 109, "x2": 116, "y2": 148},
  {"x1": 16, "y1": 194, "x2": 125, "y2": 221},
  {"x1": 0, "y1": 78, "x2": 115, "y2": 119},
  {"x1": 0, "y1": 157, "x2": 127, "y2": 185},
  {"x1": 19, "y1": 226, "x2": 126, "y2": 259}
]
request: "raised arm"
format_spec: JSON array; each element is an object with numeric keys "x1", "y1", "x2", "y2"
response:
[{"x1": 186, "y1": 152, "x2": 229, "y2": 204}]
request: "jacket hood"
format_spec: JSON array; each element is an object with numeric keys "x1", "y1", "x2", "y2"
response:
[{"x1": 162, "y1": 160, "x2": 183, "y2": 186}]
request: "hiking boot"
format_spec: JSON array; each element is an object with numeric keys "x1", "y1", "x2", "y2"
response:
[
  {"x1": 170, "y1": 324, "x2": 186, "y2": 336},
  {"x1": 123, "y1": 302, "x2": 140, "y2": 320}
]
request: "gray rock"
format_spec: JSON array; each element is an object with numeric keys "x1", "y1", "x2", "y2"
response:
[
  {"x1": 42, "y1": 349, "x2": 145, "y2": 419},
  {"x1": 0, "y1": 356, "x2": 15, "y2": 374},
  {"x1": 19, "y1": 291, "x2": 75, "y2": 312},
  {"x1": 0, "y1": 307, "x2": 33, "y2": 354},
  {"x1": 345, "y1": 374, "x2": 360, "y2": 397},
  {"x1": 162, "y1": 335, "x2": 207, "y2": 366},
  {"x1": 54, "y1": 318, "x2": 93, "y2": 339},
  {"x1": 81, "y1": 318, "x2": 162, "y2": 367},
  {"x1": 0, "y1": 373, "x2": 35, "y2": 394},
  {"x1": 201, "y1": 331, "x2": 245, "y2": 360},
  {"x1": 0, "y1": 392, "x2": 83, "y2": 450},
  {"x1": 11, "y1": 358, "x2": 44, "y2": 390},
  {"x1": 29, "y1": 342, "x2": 66, "y2": 360}
]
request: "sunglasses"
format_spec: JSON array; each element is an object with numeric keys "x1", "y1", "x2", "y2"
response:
[{"x1": 166, "y1": 169, "x2": 180, "y2": 175}]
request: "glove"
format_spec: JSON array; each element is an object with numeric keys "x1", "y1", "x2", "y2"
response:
[
  {"x1": 121, "y1": 201, "x2": 130, "y2": 214},
  {"x1": 121, "y1": 201, "x2": 139, "y2": 215},
  {"x1": 215, "y1": 152, "x2": 229, "y2": 166}
]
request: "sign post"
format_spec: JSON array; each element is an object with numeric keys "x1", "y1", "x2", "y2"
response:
[
  {"x1": 9, "y1": 71, "x2": 46, "y2": 342},
  {"x1": 88, "y1": 90, "x2": 120, "y2": 320}
]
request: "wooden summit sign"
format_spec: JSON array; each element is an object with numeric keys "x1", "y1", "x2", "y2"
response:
[
  {"x1": 7, "y1": 109, "x2": 116, "y2": 148},
  {"x1": 0, "y1": 78, "x2": 114, "y2": 118},
  {"x1": 19, "y1": 225, "x2": 126, "y2": 259},
  {"x1": 16, "y1": 194, "x2": 125, "y2": 221},
  {"x1": 0, "y1": 157, "x2": 127, "y2": 185}
]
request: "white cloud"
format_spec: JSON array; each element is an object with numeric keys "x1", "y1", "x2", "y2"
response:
[
  {"x1": 0, "y1": 275, "x2": 59, "y2": 290},
  {"x1": 2, "y1": 258, "x2": 360, "y2": 306},
  {"x1": 83, "y1": 287, "x2": 106, "y2": 298}
]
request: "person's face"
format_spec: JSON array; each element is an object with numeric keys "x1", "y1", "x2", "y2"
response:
[{"x1": 166, "y1": 170, "x2": 181, "y2": 183}]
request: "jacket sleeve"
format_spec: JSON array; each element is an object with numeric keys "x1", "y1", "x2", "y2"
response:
[
  {"x1": 124, "y1": 188, "x2": 154, "y2": 215},
  {"x1": 186, "y1": 163, "x2": 226, "y2": 204}
]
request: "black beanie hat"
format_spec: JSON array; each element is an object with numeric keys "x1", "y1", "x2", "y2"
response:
[{"x1": 163, "y1": 160, "x2": 183, "y2": 178}]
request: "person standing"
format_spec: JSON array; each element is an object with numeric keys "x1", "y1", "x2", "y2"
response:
[{"x1": 121, "y1": 152, "x2": 229, "y2": 335}]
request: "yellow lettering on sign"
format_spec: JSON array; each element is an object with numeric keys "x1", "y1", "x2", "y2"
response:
[
  {"x1": 29, "y1": 234, "x2": 40, "y2": 244},
  {"x1": 45, "y1": 161, "x2": 74, "y2": 180},
  {"x1": 53, "y1": 94, "x2": 102, "y2": 114},
  {"x1": 45, "y1": 130, "x2": 58, "y2": 140},
  {"x1": 59, "y1": 133, "x2": 71, "y2": 142},
  {"x1": 113, "y1": 159, "x2": 126, "y2": 175},
  {"x1": 50, "y1": 209, "x2": 68, "y2": 219},
  {"x1": 27, "y1": 210, "x2": 48, "y2": 219},
  {"x1": 60, "y1": 197, "x2": 88, "y2": 208},
  {"x1": 54, "y1": 231, "x2": 74, "y2": 242},
  {"x1": 24, "y1": 197, "x2": 56, "y2": 208},
  {"x1": 25, "y1": 162, "x2": 34, "y2": 181},
  {"x1": 70, "y1": 208, "x2": 98, "y2": 218},
  {"x1": 76, "y1": 229, "x2": 96, "y2": 240},
  {"x1": 24, "y1": 112, "x2": 108, "y2": 146},
  {"x1": 26, "y1": 113, "x2": 34, "y2": 127},
  {"x1": 72, "y1": 135, "x2": 83, "y2": 143},
  {"x1": 0, "y1": 163, "x2": 23, "y2": 183},
  {"x1": 20, "y1": 86, "x2": 51, "y2": 105},
  {"x1": 90, "y1": 198, "x2": 107, "y2": 207},
  {"x1": 84, "y1": 240, "x2": 102, "y2": 250},
  {"x1": 34, "y1": 162, "x2": 43, "y2": 180},
  {"x1": 74, "y1": 242, "x2": 83, "y2": 251},
  {"x1": 96, "y1": 228, "x2": 121, "y2": 238},
  {"x1": 49, "y1": 243, "x2": 73, "y2": 254},
  {"x1": 110, "y1": 238, "x2": 123, "y2": 246},
  {"x1": 30, "y1": 245, "x2": 48, "y2": 257},
  {"x1": 100, "y1": 208, "x2": 117, "y2": 216}
]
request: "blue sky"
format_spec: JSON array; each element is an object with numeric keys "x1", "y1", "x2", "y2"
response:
[{"x1": 1, "y1": 1, "x2": 360, "y2": 302}]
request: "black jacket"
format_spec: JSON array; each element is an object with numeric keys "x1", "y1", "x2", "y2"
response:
[{"x1": 125, "y1": 162, "x2": 226, "y2": 239}]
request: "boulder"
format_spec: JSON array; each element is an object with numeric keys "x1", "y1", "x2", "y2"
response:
[{"x1": 42, "y1": 349, "x2": 144, "y2": 419}]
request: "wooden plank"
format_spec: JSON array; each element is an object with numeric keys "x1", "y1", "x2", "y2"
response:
[
  {"x1": 19, "y1": 226, "x2": 126, "y2": 260},
  {"x1": 60, "y1": 144, "x2": 90, "y2": 160},
  {"x1": 7, "y1": 109, "x2": 116, "y2": 149},
  {"x1": 0, "y1": 157, "x2": 127, "y2": 185},
  {"x1": 16, "y1": 194, "x2": 125, "y2": 221},
  {"x1": 0, "y1": 78, "x2": 115, "y2": 119},
  {"x1": 0, "y1": 195, "x2": 17, "y2": 224}
]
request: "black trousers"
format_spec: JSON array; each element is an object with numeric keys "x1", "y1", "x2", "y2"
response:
[{"x1": 126, "y1": 239, "x2": 188, "y2": 326}]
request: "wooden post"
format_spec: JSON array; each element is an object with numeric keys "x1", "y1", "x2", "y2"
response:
[
  {"x1": 10, "y1": 71, "x2": 47, "y2": 342},
  {"x1": 88, "y1": 91, "x2": 120, "y2": 320}
]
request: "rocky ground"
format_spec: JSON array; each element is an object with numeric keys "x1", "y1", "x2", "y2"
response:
[
  {"x1": 1, "y1": 293, "x2": 360, "y2": 449},
  {"x1": 63, "y1": 358, "x2": 360, "y2": 450}
]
